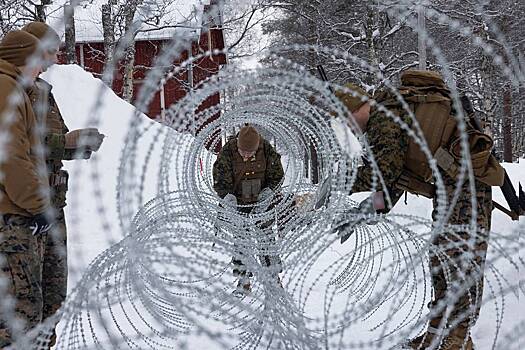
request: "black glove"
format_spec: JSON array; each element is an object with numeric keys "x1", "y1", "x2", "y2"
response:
[
  {"x1": 215, "y1": 194, "x2": 237, "y2": 229},
  {"x1": 29, "y1": 213, "x2": 54, "y2": 236},
  {"x1": 252, "y1": 188, "x2": 275, "y2": 214},
  {"x1": 314, "y1": 175, "x2": 331, "y2": 210},
  {"x1": 334, "y1": 197, "x2": 377, "y2": 244}
]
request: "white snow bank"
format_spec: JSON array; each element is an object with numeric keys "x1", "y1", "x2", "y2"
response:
[{"x1": 42, "y1": 64, "x2": 181, "y2": 283}]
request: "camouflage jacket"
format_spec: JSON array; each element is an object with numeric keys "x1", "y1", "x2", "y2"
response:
[
  {"x1": 27, "y1": 78, "x2": 71, "y2": 209},
  {"x1": 351, "y1": 102, "x2": 412, "y2": 203},
  {"x1": 213, "y1": 137, "x2": 284, "y2": 204}
]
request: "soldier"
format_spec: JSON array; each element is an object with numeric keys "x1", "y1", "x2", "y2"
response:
[
  {"x1": 0, "y1": 30, "x2": 54, "y2": 349},
  {"x1": 212, "y1": 125, "x2": 284, "y2": 294},
  {"x1": 20, "y1": 22, "x2": 105, "y2": 349},
  {"x1": 334, "y1": 71, "x2": 501, "y2": 350}
]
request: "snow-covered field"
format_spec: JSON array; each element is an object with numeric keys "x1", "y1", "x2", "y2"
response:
[{"x1": 42, "y1": 65, "x2": 523, "y2": 349}]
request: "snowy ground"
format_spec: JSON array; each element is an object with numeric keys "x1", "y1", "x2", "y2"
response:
[{"x1": 42, "y1": 65, "x2": 523, "y2": 349}]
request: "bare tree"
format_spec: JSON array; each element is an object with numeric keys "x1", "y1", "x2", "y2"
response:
[
  {"x1": 64, "y1": 2, "x2": 77, "y2": 64},
  {"x1": 0, "y1": 0, "x2": 44, "y2": 34},
  {"x1": 261, "y1": 0, "x2": 524, "y2": 159}
]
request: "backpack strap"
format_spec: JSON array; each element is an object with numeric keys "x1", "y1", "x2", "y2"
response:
[
  {"x1": 396, "y1": 170, "x2": 436, "y2": 198},
  {"x1": 404, "y1": 95, "x2": 450, "y2": 104}
]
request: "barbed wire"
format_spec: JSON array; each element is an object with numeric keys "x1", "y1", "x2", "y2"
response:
[{"x1": 0, "y1": 1, "x2": 523, "y2": 349}]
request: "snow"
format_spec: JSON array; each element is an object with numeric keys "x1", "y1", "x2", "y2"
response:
[
  {"x1": 40, "y1": 64, "x2": 524, "y2": 349},
  {"x1": 42, "y1": 64, "x2": 187, "y2": 278}
]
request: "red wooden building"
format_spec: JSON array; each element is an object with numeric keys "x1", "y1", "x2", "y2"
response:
[{"x1": 59, "y1": 1, "x2": 227, "y2": 123}]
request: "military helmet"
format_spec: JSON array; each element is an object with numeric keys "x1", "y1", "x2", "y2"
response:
[{"x1": 334, "y1": 83, "x2": 371, "y2": 113}]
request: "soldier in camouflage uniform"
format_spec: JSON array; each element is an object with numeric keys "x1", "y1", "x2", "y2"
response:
[
  {"x1": 213, "y1": 125, "x2": 284, "y2": 293},
  {"x1": 335, "y1": 73, "x2": 494, "y2": 350},
  {"x1": 0, "y1": 30, "x2": 53, "y2": 349},
  {"x1": 21, "y1": 22, "x2": 105, "y2": 349}
]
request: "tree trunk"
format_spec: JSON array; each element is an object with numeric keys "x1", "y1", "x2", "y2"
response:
[
  {"x1": 502, "y1": 86, "x2": 513, "y2": 162},
  {"x1": 417, "y1": 5, "x2": 426, "y2": 70},
  {"x1": 102, "y1": 4, "x2": 115, "y2": 62},
  {"x1": 35, "y1": 5, "x2": 46, "y2": 21},
  {"x1": 365, "y1": 10, "x2": 380, "y2": 83},
  {"x1": 122, "y1": 47, "x2": 136, "y2": 102},
  {"x1": 36, "y1": 0, "x2": 51, "y2": 22},
  {"x1": 64, "y1": 4, "x2": 77, "y2": 64},
  {"x1": 121, "y1": 2, "x2": 139, "y2": 102}
]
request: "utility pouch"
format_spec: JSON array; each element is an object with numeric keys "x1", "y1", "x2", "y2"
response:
[
  {"x1": 50, "y1": 170, "x2": 69, "y2": 208},
  {"x1": 449, "y1": 130, "x2": 504, "y2": 186},
  {"x1": 241, "y1": 178, "x2": 262, "y2": 203}
]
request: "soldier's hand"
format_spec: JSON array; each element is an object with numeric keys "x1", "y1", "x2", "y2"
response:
[
  {"x1": 223, "y1": 193, "x2": 237, "y2": 207},
  {"x1": 332, "y1": 208, "x2": 360, "y2": 244},
  {"x1": 333, "y1": 196, "x2": 379, "y2": 244},
  {"x1": 29, "y1": 213, "x2": 54, "y2": 236},
  {"x1": 65, "y1": 128, "x2": 105, "y2": 152}
]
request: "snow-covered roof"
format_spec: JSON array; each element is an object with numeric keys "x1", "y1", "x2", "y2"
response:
[{"x1": 46, "y1": 0, "x2": 207, "y2": 43}]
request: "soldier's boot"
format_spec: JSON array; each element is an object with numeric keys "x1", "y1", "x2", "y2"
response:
[
  {"x1": 47, "y1": 330, "x2": 57, "y2": 349},
  {"x1": 275, "y1": 274, "x2": 283, "y2": 288},
  {"x1": 407, "y1": 325, "x2": 473, "y2": 350}
]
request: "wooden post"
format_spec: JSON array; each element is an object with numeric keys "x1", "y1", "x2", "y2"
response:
[
  {"x1": 79, "y1": 43, "x2": 85, "y2": 67},
  {"x1": 160, "y1": 82, "x2": 166, "y2": 121}
]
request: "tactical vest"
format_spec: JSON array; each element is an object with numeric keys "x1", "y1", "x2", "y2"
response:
[
  {"x1": 232, "y1": 141, "x2": 267, "y2": 205},
  {"x1": 28, "y1": 79, "x2": 70, "y2": 208},
  {"x1": 381, "y1": 70, "x2": 505, "y2": 197}
]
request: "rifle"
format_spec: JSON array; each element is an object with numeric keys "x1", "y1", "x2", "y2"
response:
[
  {"x1": 313, "y1": 65, "x2": 336, "y2": 209},
  {"x1": 316, "y1": 65, "x2": 335, "y2": 94},
  {"x1": 460, "y1": 95, "x2": 525, "y2": 220}
]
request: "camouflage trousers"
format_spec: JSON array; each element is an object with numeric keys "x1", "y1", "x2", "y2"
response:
[
  {"x1": 429, "y1": 173, "x2": 492, "y2": 337},
  {"x1": 0, "y1": 215, "x2": 46, "y2": 349},
  {"x1": 0, "y1": 210, "x2": 67, "y2": 349},
  {"x1": 41, "y1": 209, "x2": 67, "y2": 347},
  {"x1": 232, "y1": 206, "x2": 282, "y2": 278}
]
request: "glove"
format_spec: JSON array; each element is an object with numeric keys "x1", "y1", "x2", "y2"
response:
[
  {"x1": 293, "y1": 193, "x2": 315, "y2": 212},
  {"x1": 65, "y1": 128, "x2": 105, "y2": 152},
  {"x1": 257, "y1": 187, "x2": 274, "y2": 202},
  {"x1": 216, "y1": 194, "x2": 237, "y2": 226},
  {"x1": 314, "y1": 175, "x2": 331, "y2": 210},
  {"x1": 223, "y1": 193, "x2": 237, "y2": 207},
  {"x1": 28, "y1": 213, "x2": 54, "y2": 236},
  {"x1": 334, "y1": 196, "x2": 377, "y2": 244},
  {"x1": 252, "y1": 188, "x2": 276, "y2": 214}
]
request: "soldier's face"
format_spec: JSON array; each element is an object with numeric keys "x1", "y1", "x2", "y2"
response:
[
  {"x1": 20, "y1": 63, "x2": 43, "y2": 83},
  {"x1": 352, "y1": 102, "x2": 371, "y2": 132},
  {"x1": 238, "y1": 148, "x2": 256, "y2": 161},
  {"x1": 42, "y1": 47, "x2": 59, "y2": 71}
]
